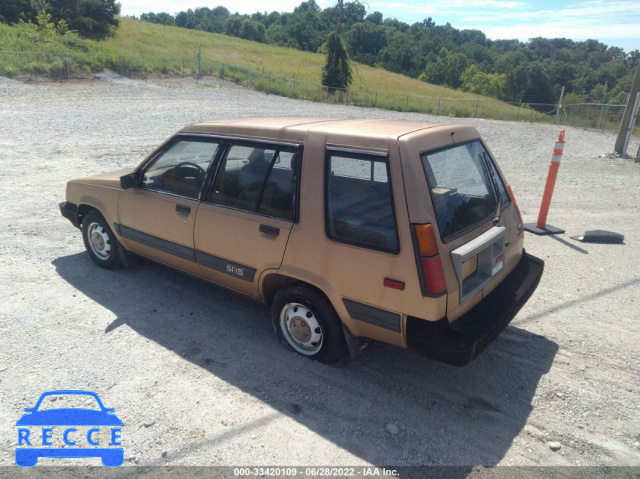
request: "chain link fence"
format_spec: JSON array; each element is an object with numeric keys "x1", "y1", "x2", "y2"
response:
[{"x1": 1, "y1": 49, "x2": 638, "y2": 145}]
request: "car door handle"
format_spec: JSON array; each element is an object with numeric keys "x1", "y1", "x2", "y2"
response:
[
  {"x1": 176, "y1": 204, "x2": 191, "y2": 215},
  {"x1": 259, "y1": 224, "x2": 280, "y2": 237}
]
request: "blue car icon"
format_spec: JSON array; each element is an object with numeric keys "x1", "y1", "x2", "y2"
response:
[{"x1": 16, "y1": 390, "x2": 123, "y2": 467}]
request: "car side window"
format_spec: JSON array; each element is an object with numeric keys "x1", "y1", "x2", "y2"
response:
[
  {"x1": 142, "y1": 140, "x2": 219, "y2": 199},
  {"x1": 209, "y1": 145, "x2": 298, "y2": 220},
  {"x1": 325, "y1": 152, "x2": 399, "y2": 253}
]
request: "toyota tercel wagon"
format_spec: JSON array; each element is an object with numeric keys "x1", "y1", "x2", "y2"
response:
[{"x1": 60, "y1": 118, "x2": 544, "y2": 365}]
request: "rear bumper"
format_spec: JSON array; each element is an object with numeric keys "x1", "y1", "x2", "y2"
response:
[
  {"x1": 406, "y1": 251, "x2": 544, "y2": 366},
  {"x1": 59, "y1": 201, "x2": 79, "y2": 228}
]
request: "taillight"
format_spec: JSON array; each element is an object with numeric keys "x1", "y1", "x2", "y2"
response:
[
  {"x1": 506, "y1": 184, "x2": 524, "y2": 236},
  {"x1": 413, "y1": 224, "x2": 447, "y2": 295}
]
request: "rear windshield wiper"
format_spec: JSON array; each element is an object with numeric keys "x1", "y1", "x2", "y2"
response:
[{"x1": 479, "y1": 152, "x2": 502, "y2": 225}]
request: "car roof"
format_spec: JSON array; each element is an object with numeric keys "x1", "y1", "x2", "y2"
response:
[{"x1": 179, "y1": 117, "x2": 471, "y2": 151}]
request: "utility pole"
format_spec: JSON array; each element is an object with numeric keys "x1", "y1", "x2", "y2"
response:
[
  {"x1": 335, "y1": 0, "x2": 344, "y2": 34},
  {"x1": 615, "y1": 63, "x2": 640, "y2": 154}
]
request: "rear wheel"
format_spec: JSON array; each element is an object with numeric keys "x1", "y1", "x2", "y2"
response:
[
  {"x1": 272, "y1": 285, "x2": 346, "y2": 364},
  {"x1": 81, "y1": 210, "x2": 122, "y2": 269}
]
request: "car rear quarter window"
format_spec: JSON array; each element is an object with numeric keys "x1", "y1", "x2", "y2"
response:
[
  {"x1": 142, "y1": 140, "x2": 219, "y2": 199},
  {"x1": 325, "y1": 152, "x2": 399, "y2": 254}
]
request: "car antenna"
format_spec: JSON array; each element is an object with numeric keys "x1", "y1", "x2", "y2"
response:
[{"x1": 450, "y1": 131, "x2": 456, "y2": 144}]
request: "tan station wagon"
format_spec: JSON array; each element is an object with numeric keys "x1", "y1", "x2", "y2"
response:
[{"x1": 60, "y1": 118, "x2": 544, "y2": 365}]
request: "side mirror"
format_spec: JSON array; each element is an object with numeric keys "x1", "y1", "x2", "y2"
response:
[{"x1": 120, "y1": 172, "x2": 140, "y2": 189}]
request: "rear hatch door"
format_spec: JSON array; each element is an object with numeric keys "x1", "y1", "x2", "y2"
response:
[{"x1": 399, "y1": 126, "x2": 520, "y2": 321}]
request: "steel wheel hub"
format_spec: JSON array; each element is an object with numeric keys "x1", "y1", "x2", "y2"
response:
[
  {"x1": 88, "y1": 222, "x2": 111, "y2": 260},
  {"x1": 280, "y1": 302, "x2": 323, "y2": 355}
]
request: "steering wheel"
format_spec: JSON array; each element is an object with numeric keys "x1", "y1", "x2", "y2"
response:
[
  {"x1": 175, "y1": 161, "x2": 206, "y2": 183},
  {"x1": 176, "y1": 161, "x2": 206, "y2": 175}
]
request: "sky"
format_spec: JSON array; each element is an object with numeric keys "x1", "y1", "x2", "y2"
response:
[{"x1": 119, "y1": 0, "x2": 640, "y2": 53}]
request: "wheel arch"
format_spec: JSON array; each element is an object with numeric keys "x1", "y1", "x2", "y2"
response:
[
  {"x1": 262, "y1": 273, "x2": 335, "y2": 310},
  {"x1": 77, "y1": 203, "x2": 99, "y2": 227}
]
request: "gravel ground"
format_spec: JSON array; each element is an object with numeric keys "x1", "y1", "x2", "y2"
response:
[{"x1": 0, "y1": 74, "x2": 639, "y2": 471}]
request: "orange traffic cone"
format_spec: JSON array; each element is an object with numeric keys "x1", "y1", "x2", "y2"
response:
[{"x1": 525, "y1": 130, "x2": 566, "y2": 235}]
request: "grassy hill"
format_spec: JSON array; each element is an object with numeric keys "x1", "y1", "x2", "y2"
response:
[{"x1": 0, "y1": 17, "x2": 549, "y2": 121}]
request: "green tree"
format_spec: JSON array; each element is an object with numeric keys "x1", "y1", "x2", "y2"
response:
[
  {"x1": 140, "y1": 12, "x2": 175, "y2": 26},
  {"x1": 460, "y1": 64, "x2": 506, "y2": 99},
  {"x1": 346, "y1": 21, "x2": 387, "y2": 65},
  {"x1": 379, "y1": 31, "x2": 420, "y2": 75},
  {"x1": 46, "y1": 0, "x2": 120, "y2": 38},
  {"x1": 0, "y1": 0, "x2": 33, "y2": 23},
  {"x1": 423, "y1": 52, "x2": 469, "y2": 89},
  {"x1": 504, "y1": 65, "x2": 531, "y2": 100},
  {"x1": 265, "y1": 23, "x2": 300, "y2": 49},
  {"x1": 322, "y1": 30, "x2": 352, "y2": 91}
]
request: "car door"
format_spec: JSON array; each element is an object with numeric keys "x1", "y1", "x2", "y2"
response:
[
  {"x1": 194, "y1": 142, "x2": 300, "y2": 297},
  {"x1": 117, "y1": 136, "x2": 220, "y2": 277}
]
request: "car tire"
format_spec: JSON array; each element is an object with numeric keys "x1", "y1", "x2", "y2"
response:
[
  {"x1": 81, "y1": 210, "x2": 122, "y2": 269},
  {"x1": 272, "y1": 284, "x2": 346, "y2": 364}
]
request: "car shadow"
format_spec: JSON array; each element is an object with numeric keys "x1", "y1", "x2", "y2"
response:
[{"x1": 53, "y1": 253, "x2": 558, "y2": 467}]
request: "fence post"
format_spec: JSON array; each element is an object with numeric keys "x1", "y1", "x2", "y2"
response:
[
  {"x1": 597, "y1": 83, "x2": 608, "y2": 132},
  {"x1": 517, "y1": 101, "x2": 521, "y2": 121},
  {"x1": 222, "y1": 63, "x2": 225, "y2": 83},
  {"x1": 583, "y1": 106, "x2": 590, "y2": 130},
  {"x1": 268, "y1": 74, "x2": 271, "y2": 93},
  {"x1": 25, "y1": 51, "x2": 32, "y2": 80},
  {"x1": 374, "y1": 91, "x2": 378, "y2": 108},
  {"x1": 163, "y1": 57, "x2": 167, "y2": 72},
  {"x1": 437, "y1": 97, "x2": 441, "y2": 115},
  {"x1": 182, "y1": 58, "x2": 184, "y2": 77},
  {"x1": 61, "y1": 54, "x2": 69, "y2": 80},
  {"x1": 405, "y1": 95, "x2": 409, "y2": 111},
  {"x1": 197, "y1": 45, "x2": 202, "y2": 77},
  {"x1": 474, "y1": 99, "x2": 479, "y2": 118},
  {"x1": 602, "y1": 104, "x2": 610, "y2": 134},
  {"x1": 293, "y1": 80, "x2": 296, "y2": 97},
  {"x1": 555, "y1": 86, "x2": 565, "y2": 125}
]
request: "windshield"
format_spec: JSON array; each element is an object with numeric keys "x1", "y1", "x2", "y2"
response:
[
  {"x1": 36, "y1": 394, "x2": 101, "y2": 411},
  {"x1": 421, "y1": 140, "x2": 508, "y2": 242}
]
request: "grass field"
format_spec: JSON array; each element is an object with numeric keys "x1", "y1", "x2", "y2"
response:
[{"x1": 0, "y1": 18, "x2": 552, "y2": 121}]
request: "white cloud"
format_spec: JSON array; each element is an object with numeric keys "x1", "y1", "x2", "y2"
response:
[
  {"x1": 368, "y1": 0, "x2": 527, "y2": 17},
  {"x1": 461, "y1": 1, "x2": 640, "y2": 42},
  {"x1": 371, "y1": 0, "x2": 640, "y2": 47}
]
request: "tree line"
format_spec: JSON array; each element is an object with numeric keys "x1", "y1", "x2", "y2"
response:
[
  {"x1": 138, "y1": 0, "x2": 639, "y2": 106},
  {"x1": 0, "y1": 0, "x2": 120, "y2": 38}
]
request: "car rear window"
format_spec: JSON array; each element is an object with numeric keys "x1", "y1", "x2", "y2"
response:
[{"x1": 421, "y1": 140, "x2": 508, "y2": 242}]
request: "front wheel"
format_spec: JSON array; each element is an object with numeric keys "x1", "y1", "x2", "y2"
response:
[
  {"x1": 81, "y1": 210, "x2": 122, "y2": 269},
  {"x1": 272, "y1": 285, "x2": 346, "y2": 364}
]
